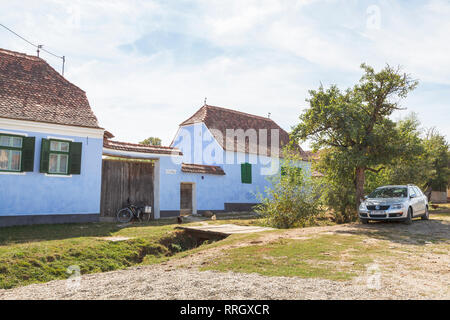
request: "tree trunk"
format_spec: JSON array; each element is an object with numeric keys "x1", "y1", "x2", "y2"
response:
[
  {"x1": 355, "y1": 167, "x2": 365, "y2": 210},
  {"x1": 424, "y1": 185, "x2": 433, "y2": 202}
]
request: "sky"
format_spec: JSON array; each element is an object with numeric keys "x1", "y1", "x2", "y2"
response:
[{"x1": 1, "y1": 0, "x2": 449, "y2": 149}]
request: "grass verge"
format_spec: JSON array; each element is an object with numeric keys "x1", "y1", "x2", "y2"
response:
[
  {"x1": 0, "y1": 220, "x2": 205, "y2": 289},
  {"x1": 201, "y1": 234, "x2": 393, "y2": 281}
]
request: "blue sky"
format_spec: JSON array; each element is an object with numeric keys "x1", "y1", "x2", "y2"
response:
[{"x1": 1, "y1": 0, "x2": 449, "y2": 148}]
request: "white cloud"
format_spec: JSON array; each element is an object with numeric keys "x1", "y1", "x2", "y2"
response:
[{"x1": 0, "y1": 0, "x2": 448, "y2": 146}]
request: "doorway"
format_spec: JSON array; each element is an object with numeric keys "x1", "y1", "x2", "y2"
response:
[{"x1": 180, "y1": 183, "x2": 196, "y2": 216}]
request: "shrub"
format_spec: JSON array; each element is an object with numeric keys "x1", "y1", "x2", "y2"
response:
[{"x1": 255, "y1": 156, "x2": 321, "y2": 229}]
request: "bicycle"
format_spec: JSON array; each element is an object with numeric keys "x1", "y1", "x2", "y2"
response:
[{"x1": 116, "y1": 199, "x2": 152, "y2": 223}]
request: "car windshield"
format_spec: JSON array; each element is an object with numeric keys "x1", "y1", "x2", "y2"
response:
[{"x1": 368, "y1": 187, "x2": 408, "y2": 198}]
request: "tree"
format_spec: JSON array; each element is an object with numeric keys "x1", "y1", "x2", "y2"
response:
[
  {"x1": 292, "y1": 64, "x2": 418, "y2": 213},
  {"x1": 140, "y1": 137, "x2": 162, "y2": 146},
  {"x1": 423, "y1": 128, "x2": 450, "y2": 194},
  {"x1": 364, "y1": 120, "x2": 449, "y2": 199},
  {"x1": 365, "y1": 113, "x2": 428, "y2": 192},
  {"x1": 313, "y1": 149, "x2": 357, "y2": 223}
]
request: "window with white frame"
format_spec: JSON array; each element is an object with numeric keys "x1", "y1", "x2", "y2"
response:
[
  {"x1": 48, "y1": 140, "x2": 70, "y2": 174},
  {"x1": 0, "y1": 134, "x2": 23, "y2": 172}
]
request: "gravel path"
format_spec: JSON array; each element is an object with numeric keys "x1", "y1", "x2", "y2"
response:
[
  {"x1": 1, "y1": 215, "x2": 449, "y2": 300},
  {"x1": 0, "y1": 264, "x2": 447, "y2": 300}
]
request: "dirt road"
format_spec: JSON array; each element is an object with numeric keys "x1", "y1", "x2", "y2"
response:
[{"x1": 1, "y1": 215, "x2": 448, "y2": 300}]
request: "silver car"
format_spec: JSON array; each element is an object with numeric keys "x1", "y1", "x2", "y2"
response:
[{"x1": 359, "y1": 185, "x2": 429, "y2": 224}]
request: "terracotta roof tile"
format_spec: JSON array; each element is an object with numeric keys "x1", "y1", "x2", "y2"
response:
[
  {"x1": 180, "y1": 104, "x2": 306, "y2": 159},
  {"x1": 181, "y1": 163, "x2": 225, "y2": 175},
  {"x1": 104, "y1": 139, "x2": 182, "y2": 156},
  {"x1": 0, "y1": 48, "x2": 100, "y2": 128}
]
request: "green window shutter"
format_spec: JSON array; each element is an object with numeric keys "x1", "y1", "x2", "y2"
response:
[
  {"x1": 241, "y1": 163, "x2": 252, "y2": 184},
  {"x1": 39, "y1": 138, "x2": 50, "y2": 173},
  {"x1": 69, "y1": 142, "x2": 82, "y2": 175},
  {"x1": 21, "y1": 136, "x2": 35, "y2": 172}
]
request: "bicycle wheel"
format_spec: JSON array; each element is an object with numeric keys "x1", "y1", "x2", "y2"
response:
[{"x1": 117, "y1": 208, "x2": 133, "y2": 223}]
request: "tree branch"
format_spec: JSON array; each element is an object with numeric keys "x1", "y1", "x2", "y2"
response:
[{"x1": 365, "y1": 167, "x2": 385, "y2": 173}]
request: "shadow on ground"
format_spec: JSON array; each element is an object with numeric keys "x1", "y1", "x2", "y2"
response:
[
  {"x1": 334, "y1": 216, "x2": 450, "y2": 246},
  {"x1": 0, "y1": 219, "x2": 179, "y2": 245}
]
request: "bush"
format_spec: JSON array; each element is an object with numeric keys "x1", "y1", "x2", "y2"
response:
[
  {"x1": 255, "y1": 158, "x2": 321, "y2": 229},
  {"x1": 312, "y1": 149, "x2": 358, "y2": 223}
]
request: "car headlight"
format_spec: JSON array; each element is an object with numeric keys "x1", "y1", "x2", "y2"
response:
[
  {"x1": 359, "y1": 203, "x2": 367, "y2": 210},
  {"x1": 390, "y1": 203, "x2": 404, "y2": 210}
]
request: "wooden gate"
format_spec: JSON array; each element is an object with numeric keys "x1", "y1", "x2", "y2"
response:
[{"x1": 100, "y1": 159, "x2": 154, "y2": 218}]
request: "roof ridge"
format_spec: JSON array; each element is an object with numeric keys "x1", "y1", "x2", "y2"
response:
[
  {"x1": 0, "y1": 48, "x2": 42, "y2": 61},
  {"x1": 204, "y1": 104, "x2": 273, "y2": 122},
  {"x1": 0, "y1": 47, "x2": 87, "y2": 94},
  {"x1": 0, "y1": 47, "x2": 100, "y2": 128}
]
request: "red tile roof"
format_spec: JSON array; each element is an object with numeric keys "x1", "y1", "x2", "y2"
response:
[
  {"x1": 103, "y1": 130, "x2": 115, "y2": 139},
  {"x1": 180, "y1": 104, "x2": 306, "y2": 159},
  {"x1": 182, "y1": 163, "x2": 225, "y2": 175},
  {"x1": 0, "y1": 48, "x2": 100, "y2": 128},
  {"x1": 104, "y1": 139, "x2": 182, "y2": 156}
]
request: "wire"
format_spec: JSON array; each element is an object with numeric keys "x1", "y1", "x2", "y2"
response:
[
  {"x1": 0, "y1": 23, "x2": 38, "y2": 47},
  {"x1": 0, "y1": 22, "x2": 66, "y2": 74}
]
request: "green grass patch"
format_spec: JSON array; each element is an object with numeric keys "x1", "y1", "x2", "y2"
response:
[
  {"x1": 0, "y1": 220, "x2": 205, "y2": 289},
  {"x1": 201, "y1": 234, "x2": 392, "y2": 281},
  {"x1": 0, "y1": 217, "x2": 271, "y2": 289}
]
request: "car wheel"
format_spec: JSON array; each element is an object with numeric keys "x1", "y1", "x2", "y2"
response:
[
  {"x1": 421, "y1": 206, "x2": 429, "y2": 220},
  {"x1": 404, "y1": 207, "x2": 413, "y2": 225},
  {"x1": 360, "y1": 218, "x2": 369, "y2": 224}
]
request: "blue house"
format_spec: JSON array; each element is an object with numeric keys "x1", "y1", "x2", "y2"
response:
[
  {"x1": 0, "y1": 49, "x2": 104, "y2": 227},
  {"x1": 0, "y1": 48, "x2": 310, "y2": 226},
  {"x1": 168, "y1": 104, "x2": 310, "y2": 215},
  {"x1": 102, "y1": 104, "x2": 310, "y2": 218}
]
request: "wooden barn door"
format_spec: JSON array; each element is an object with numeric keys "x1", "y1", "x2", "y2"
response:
[{"x1": 100, "y1": 159, "x2": 154, "y2": 219}]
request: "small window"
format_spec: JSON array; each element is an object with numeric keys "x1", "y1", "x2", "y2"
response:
[
  {"x1": 40, "y1": 138, "x2": 82, "y2": 175},
  {"x1": 48, "y1": 140, "x2": 70, "y2": 175},
  {"x1": 241, "y1": 163, "x2": 252, "y2": 184},
  {"x1": 0, "y1": 134, "x2": 35, "y2": 172}
]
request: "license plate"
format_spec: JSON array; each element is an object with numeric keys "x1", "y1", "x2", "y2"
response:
[{"x1": 371, "y1": 211, "x2": 385, "y2": 215}]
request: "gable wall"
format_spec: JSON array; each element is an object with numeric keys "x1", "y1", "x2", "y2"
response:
[{"x1": 168, "y1": 123, "x2": 311, "y2": 213}]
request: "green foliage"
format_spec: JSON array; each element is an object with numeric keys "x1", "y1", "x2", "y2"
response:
[
  {"x1": 255, "y1": 151, "x2": 321, "y2": 229},
  {"x1": 139, "y1": 137, "x2": 162, "y2": 146},
  {"x1": 292, "y1": 63, "x2": 419, "y2": 212},
  {"x1": 313, "y1": 149, "x2": 357, "y2": 223},
  {"x1": 423, "y1": 128, "x2": 450, "y2": 191},
  {"x1": 365, "y1": 113, "x2": 427, "y2": 192},
  {"x1": 365, "y1": 116, "x2": 449, "y2": 194}
]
